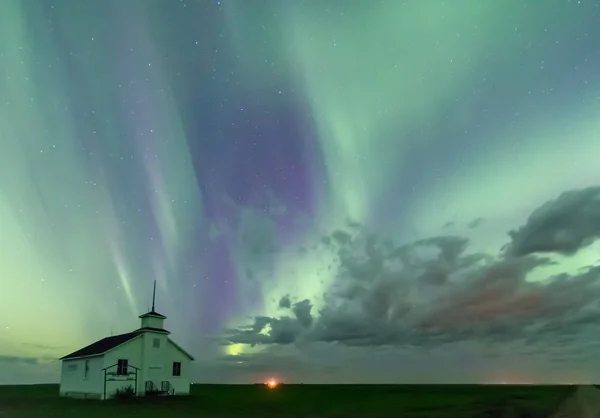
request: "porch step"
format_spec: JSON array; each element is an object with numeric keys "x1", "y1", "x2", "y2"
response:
[{"x1": 145, "y1": 390, "x2": 170, "y2": 396}]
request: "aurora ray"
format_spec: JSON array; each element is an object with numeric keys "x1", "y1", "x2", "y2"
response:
[{"x1": 1, "y1": 0, "x2": 600, "y2": 384}]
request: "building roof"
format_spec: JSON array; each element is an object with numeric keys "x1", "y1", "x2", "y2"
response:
[
  {"x1": 60, "y1": 326, "x2": 173, "y2": 360},
  {"x1": 59, "y1": 332, "x2": 141, "y2": 360},
  {"x1": 134, "y1": 326, "x2": 170, "y2": 334},
  {"x1": 60, "y1": 329, "x2": 194, "y2": 362},
  {"x1": 138, "y1": 309, "x2": 167, "y2": 319}
]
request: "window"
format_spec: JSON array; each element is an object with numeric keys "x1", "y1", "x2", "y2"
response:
[
  {"x1": 84, "y1": 360, "x2": 89, "y2": 379},
  {"x1": 153, "y1": 338, "x2": 160, "y2": 348},
  {"x1": 117, "y1": 359, "x2": 128, "y2": 375},
  {"x1": 172, "y1": 362, "x2": 181, "y2": 377}
]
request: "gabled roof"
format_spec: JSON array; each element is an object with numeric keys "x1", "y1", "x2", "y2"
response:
[
  {"x1": 59, "y1": 332, "x2": 141, "y2": 360},
  {"x1": 60, "y1": 327, "x2": 194, "y2": 362}
]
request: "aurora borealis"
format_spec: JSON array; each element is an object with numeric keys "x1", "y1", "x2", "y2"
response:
[{"x1": 2, "y1": 0, "x2": 600, "y2": 384}]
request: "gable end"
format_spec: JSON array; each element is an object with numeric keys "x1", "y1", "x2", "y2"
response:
[{"x1": 168, "y1": 339, "x2": 195, "y2": 361}]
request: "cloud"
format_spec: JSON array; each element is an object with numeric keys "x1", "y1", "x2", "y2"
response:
[
  {"x1": 278, "y1": 295, "x2": 291, "y2": 309},
  {"x1": 292, "y1": 299, "x2": 314, "y2": 328},
  {"x1": 0, "y1": 355, "x2": 59, "y2": 384},
  {"x1": 22, "y1": 343, "x2": 67, "y2": 351},
  {"x1": 506, "y1": 186, "x2": 600, "y2": 256},
  {"x1": 227, "y1": 298, "x2": 314, "y2": 346},
  {"x1": 331, "y1": 229, "x2": 353, "y2": 246},
  {"x1": 468, "y1": 217, "x2": 485, "y2": 229},
  {"x1": 0, "y1": 355, "x2": 40, "y2": 366},
  {"x1": 195, "y1": 344, "x2": 350, "y2": 383},
  {"x1": 225, "y1": 186, "x2": 600, "y2": 354}
]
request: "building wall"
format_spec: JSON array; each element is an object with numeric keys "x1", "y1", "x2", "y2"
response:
[
  {"x1": 59, "y1": 331, "x2": 192, "y2": 400},
  {"x1": 140, "y1": 331, "x2": 171, "y2": 393},
  {"x1": 59, "y1": 356, "x2": 104, "y2": 398},
  {"x1": 142, "y1": 331, "x2": 170, "y2": 377},
  {"x1": 103, "y1": 336, "x2": 144, "y2": 398},
  {"x1": 141, "y1": 316, "x2": 164, "y2": 329},
  {"x1": 166, "y1": 339, "x2": 192, "y2": 395},
  {"x1": 138, "y1": 331, "x2": 193, "y2": 395}
]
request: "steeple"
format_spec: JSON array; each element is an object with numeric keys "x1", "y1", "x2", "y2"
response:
[
  {"x1": 138, "y1": 280, "x2": 168, "y2": 332},
  {"x1": 151, "y1": 280, "x2": 156, "y2": 312}
]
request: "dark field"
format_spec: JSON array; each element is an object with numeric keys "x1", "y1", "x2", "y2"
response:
[{"x1": 0, "y1": 383, "x2": 572, "y2": 417}]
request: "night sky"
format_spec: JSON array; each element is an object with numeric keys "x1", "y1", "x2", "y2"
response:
[{"x1": 1, "y1": 0, "x2": 600, "y2": 385}]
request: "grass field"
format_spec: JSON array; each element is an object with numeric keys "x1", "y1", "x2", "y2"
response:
[{"x1": 0, "y1": 383, "x2": 572, "y2": 417}]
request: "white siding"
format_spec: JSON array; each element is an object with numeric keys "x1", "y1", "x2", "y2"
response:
[
  {"x1": 138, "y1": 332, "x2": 192, "y2": 395},
  {"x1": 141, "y1": 316, "x2": 164, "y2": 329},
  {"x1": 103, "y1": 336, "x2": 144, "y2": 398},
  {"x1": 166, "y1": 340, "x2": 192, "y2": 395},
  {"x1": 59, "y1": 331, "x2": 192, "y2": 400},
  {"x1": 59, "y1": 356, "x2": 104, "y2": 399}
]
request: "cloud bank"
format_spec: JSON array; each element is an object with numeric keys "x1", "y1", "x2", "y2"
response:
[{"x1": 225, "y1": 187, "x2": 600, "y2": 355}]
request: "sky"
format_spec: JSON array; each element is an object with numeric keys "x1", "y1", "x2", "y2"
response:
[{"x1": 1, "y1": 0, "x2": 600, "y2": 385}]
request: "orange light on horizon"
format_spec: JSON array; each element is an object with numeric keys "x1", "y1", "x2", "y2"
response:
[{"x1": 267, "y1": 379, "x2": 278, "y2": 388}]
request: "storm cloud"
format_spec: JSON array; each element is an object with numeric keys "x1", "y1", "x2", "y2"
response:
[
  {"x1": 505, "y1": 186, "x2": 600, "y2": 257},
  {"x1": 225, "y1": 187, "x2": 600, "y2": 353}
]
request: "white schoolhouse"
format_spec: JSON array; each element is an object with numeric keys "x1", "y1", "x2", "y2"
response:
[{"x1": 59, "y1": 283, "x2": 194, "y2": 400}]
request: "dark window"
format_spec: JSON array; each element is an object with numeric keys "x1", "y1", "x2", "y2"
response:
[
  {"x1": 117, "y1": 359, "x2": 128, "y2": 375},
  {"x1": 172, "y1": 362, "x2": 181, "y2": 376},
  {"x1": 84, "y1": 360, "x2": 90, "y2": 379},
  {"x1": 153, "y1": 338, "x2": 160, "y2": 348}
]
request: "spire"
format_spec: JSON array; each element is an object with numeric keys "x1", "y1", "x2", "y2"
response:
[
  {"x1": 139, "y1": 280, "x2": 166, "y2": 329},
  {"x1": 151, "y1": 280, "x2": 156, "y2": 312}
]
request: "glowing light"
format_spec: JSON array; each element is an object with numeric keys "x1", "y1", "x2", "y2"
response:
[
  {"x1": 267, "y1": 379, "x2": 278, "y2": 388},
  {"x1": 226, "y1": 343, "x2": 244, "y2": 356}
]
